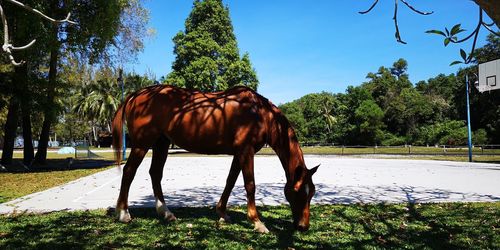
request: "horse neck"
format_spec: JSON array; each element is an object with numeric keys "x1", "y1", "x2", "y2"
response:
[{"x1": 268, "y1": 116, "x2": 306, "y2": 183}]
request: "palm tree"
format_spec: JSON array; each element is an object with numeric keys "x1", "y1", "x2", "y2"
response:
[
  {"x1": 73, "y1": 78, "x2": 120, "y2": 143},
  {"x1": 73, "y1": 72, "x2": 154, "y2": 145}
]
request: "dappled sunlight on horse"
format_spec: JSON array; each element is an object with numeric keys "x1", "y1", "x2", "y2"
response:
[{"x1": 112, "y1": 85, "x2": 319, "y2": 232}]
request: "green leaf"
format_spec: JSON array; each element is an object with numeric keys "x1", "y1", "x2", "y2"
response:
[
  {"x1": 445, "y1": 27, "x2": 450, "y2": 36},
  {"x1": 450, "y1": 24, "x2": 461, "y2": 35},
  {"x1": 460, "y1": 49, "x2": 467, "y2": 61},
  {"x1": 450, "y1": 61, "x2": 462, "y2": 66},
  {"x1": 444, "y1": 38, "x2": 450, "y2": 46},
  {"x1": 425, "y1": 30, "x2": 446, "y2": 36}
]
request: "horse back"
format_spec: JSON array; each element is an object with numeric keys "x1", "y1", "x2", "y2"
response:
[{"x1": 124, "y1": 85, "x2": 273, "y2": 154}]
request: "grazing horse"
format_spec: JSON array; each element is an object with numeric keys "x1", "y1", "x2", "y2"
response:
[{"x1": 112, "y1": 85, "x2": 319, "y2": 232}]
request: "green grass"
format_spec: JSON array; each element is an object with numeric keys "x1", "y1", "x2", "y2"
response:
[
  {"x1": 0, "y1": 203, "x2": 498, "y2": 249},
  {"x1": 0, "y1": 166, "x2": 113, "y2": 203},
  {"x1": 257, "y1": 146, "x2": 500, "y2": 155},
  {"x1": 11, "y1": 146, "x2": 500, "y2": 161},
  {"x1": 256, "y1": 146, "x2": 500, "y2": 163}
]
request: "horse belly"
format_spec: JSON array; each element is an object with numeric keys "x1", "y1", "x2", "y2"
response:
[{"x1": 165, "y1": 113, "x2": 238, "y2": 155}]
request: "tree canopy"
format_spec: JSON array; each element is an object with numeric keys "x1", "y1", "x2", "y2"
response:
[
  {"x1": 279, "y1": 35, "x2": 500, "y2": 146},
  {"x1": 0, "y1": 0, "x2": 151, "y2": 167},
  {"x1": 166, "y1": 0, "x2": 258, "y2": 92}
]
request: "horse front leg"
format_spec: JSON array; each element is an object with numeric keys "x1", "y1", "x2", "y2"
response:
[
  {"x1": 116, "y1": 147, "x2": 148, "y2": 223},
  {"x1": 240, "y1": 151, "x2": 269, "y2": 233},
  {"x1": 216, "y1": 156, "x2": 241, "y2": 223}
]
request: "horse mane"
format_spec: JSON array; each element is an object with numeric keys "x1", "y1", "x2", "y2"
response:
[{"x1": 263, "y1": 99, "x2": 305, "y2": 182}]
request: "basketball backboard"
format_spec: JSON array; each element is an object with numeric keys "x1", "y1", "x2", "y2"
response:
[{"x1": 477, "y1": 59, "x2": 500, "y2": 93}]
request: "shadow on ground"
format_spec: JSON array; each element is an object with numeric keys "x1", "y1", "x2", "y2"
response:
[
  {"x1": 1, "y1": 202, "x2": 498, "y2": 249},
  {"x1": 123, "y1": 183, "x2": 500, "y2": 209},
  {"x1": 1, "y1": 159, "x2": 114, "y2": 173}
]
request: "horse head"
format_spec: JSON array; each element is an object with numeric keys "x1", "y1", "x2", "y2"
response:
[{"x1": 284, "y1": 164, "x2": 319, "y2": 231}]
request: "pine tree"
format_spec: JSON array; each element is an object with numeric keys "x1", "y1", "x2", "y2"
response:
[{"x1": 166, "y1": 0, "x2": 258, "y2": 92}]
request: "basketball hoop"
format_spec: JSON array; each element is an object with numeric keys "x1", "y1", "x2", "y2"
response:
[{"x1": 476, "y1": 59, "x2": 500, "y2": 93}]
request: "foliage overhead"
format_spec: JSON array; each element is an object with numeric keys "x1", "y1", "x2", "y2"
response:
[{"x1": 359, "y1": 0, "x2": 500, "y2": 66}]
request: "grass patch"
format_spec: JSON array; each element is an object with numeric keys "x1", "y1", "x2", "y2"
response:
[
  {"x1": 0, "y1": 203, "x2": 498, "y2": 249},
  {"x1": 0, "y1": 160, "x2": 113, "y2": 203},
  {"x1": 256, "y1": 147, "x2": 500, "y2": 163},
  {"x1": 257, "y1": 146, "x2": 500, "y2": 156}
]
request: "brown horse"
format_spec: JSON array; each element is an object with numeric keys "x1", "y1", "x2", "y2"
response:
[{"x1": 112, "y1": 85, "x2": 318, "y2": 232}]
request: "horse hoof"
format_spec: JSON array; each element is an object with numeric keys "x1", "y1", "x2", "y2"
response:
[
  {"x1": 254, "y1": 221, "x2": 270, "y2": 234},
  {"x1": 218, "y1": 215, "x2": 232, "y2": 224},
  {"x1": 117, "y1": 209, "x2": 132, "y2": 223},
  {"x1": 164, "y1": 212, "x2": 177, "y2": 222}
]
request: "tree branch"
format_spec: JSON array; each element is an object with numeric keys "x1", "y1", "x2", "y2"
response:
[
  {"x1": 0, "y1": 0, "x2": 77, "y2": 66},
  {"x1": 360, "y1": 0, "x2": 433, "y2": 44},
  {"x1": 400, "y1": 0, "x2": 433, "y2": 15},
  {"x1": 5, "y1": 0, "x2": 77, "y2": 24},
  {"x1": 359, "y1": 0, "x2": 379, "y2": 14}
]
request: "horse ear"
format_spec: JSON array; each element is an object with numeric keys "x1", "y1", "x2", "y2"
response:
[{"x1": 309, "y1": 164, "x2": 320, "y2": 175}]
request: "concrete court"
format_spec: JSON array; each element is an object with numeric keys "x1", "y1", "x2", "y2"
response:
[{"x1": 0, "y1": 155, "x2": 499, "y2": 214}]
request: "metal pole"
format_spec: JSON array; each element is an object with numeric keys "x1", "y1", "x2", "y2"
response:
[
  {"x1": 119, "y1": 69, "x2": 127, "y2": 161},
  {"x1": 466, "y1": 74, "x2": 473, "y2": 162}
]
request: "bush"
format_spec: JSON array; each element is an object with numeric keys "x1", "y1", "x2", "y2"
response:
[
  {"x1": 473, "y1": 129, "x2": 489, "y2": 145},
  {"x1": 381, "y1": 132, "x2": 407, "y2": 146},
  {"x1": 414, "y1": 120, "x2": 468, "y2": 146}
]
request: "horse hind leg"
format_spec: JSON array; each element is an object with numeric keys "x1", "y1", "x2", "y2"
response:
[
  {"x1": 216, "y1": 156, "x2": 241, "y2": 223},
  {"x1": 150, "y1": 136, "x2": 176, "y2": 222},
  {"x1": 116, "y1": 147, "x2": 148, "y2": 223}
]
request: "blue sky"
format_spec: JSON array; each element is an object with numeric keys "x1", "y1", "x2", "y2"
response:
[{"x1": 126, "y1": 0, "x2": 492, "y2": 104}]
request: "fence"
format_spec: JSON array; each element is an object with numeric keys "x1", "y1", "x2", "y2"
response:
[
  {"x1": 73, "y1": 140, "x2": 93, "y2": 159},
  {"x1": 296, "y1": 143, "x2": 500, "y2": 156}
]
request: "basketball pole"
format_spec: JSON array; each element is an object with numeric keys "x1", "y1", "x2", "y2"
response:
[{"x1": 465, "y1": 74, "x2": 473, "y2": 162}]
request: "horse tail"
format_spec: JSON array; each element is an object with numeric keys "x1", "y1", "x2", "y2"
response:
[{"x1": 112, "y1": 102, "x2": 127, "y2": 166}]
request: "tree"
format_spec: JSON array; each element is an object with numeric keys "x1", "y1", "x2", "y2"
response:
[
  {"x1": 279, "y1": 101, "x2": 307, "y2": 142},
  {"x1": 34, "y1": 0, "x2": 150, "y2": 164},
  {"x1": 473, "y1": 33, "x2": 500, "y2": 64},
  {"x1": 354, "y1": 100, "x2": 385, "y2": 145},
  {"x1": 390, "y1": 58, "x2": 409, "y2": 79},
  {"x1": 1, "y1": 0, "x2": 50, "y2": 166},
  {"x1": 73, "y1": 70, "x2": 153, "y2": 145},
  {"x1": 279, "y1": 92, "x2": 344, "y2": 143},
  {"x1": 166, "y1": 0, "x2": 258, "y2": 92},
  {"x1": 0, "y1": 0, "x2": 150, "y2": 166}
]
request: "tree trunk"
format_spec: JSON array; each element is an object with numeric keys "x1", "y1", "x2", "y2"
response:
[
  {"x1": 474, "y1": 0, "x2": 500, "y2": 27},
  {"x1": 92, "y1": 125, "x2": 97, "y2": 146},
  {"x1": 34, "y1": 1, "x2": 60, "y2": 165},
  {"x1": 12, "y1": 62, "x2": 35, "y2": 167},
  {"x1": 1, "y1": 100, "x2": 19, "y2": 166},
  {"x1": 21, "y1": 104, "x2": 34, "y2": 166},
  {"x1": 35, "y1": 118, "x2": 51, "y2": 165},
  {"x1": 34, "y1": 41, "x2": 59, "y2": 165}
]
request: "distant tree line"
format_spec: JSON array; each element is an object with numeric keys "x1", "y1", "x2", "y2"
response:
[{"x1": 279, "y1": 34, "x2": 500, "y2": 146}]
